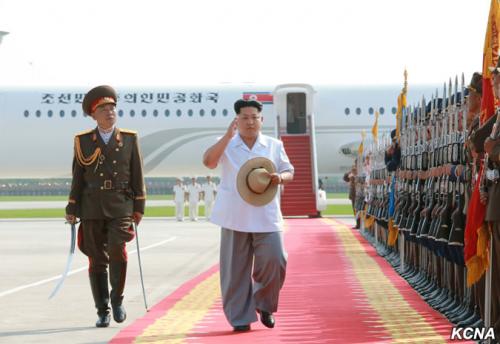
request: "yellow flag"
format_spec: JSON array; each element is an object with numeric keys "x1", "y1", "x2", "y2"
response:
[
  {"x1": 357, "y1": 130, "x2": 366, "y2": 156},
  {"x1": 396, "y1": 69, "x2": 408, "y2": 140},
  {"x1": 371, "y1": 111, "x2": 379, "y2": 143}
]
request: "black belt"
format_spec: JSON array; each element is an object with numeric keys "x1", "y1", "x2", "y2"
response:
[{"x1": 85, "y1": 180, "x2": 129, "y2": 190}]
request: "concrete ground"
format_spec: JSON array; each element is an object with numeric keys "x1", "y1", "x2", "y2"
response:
[{"x1": 0, "y1": 218, "x2": 221, "y2": 344}]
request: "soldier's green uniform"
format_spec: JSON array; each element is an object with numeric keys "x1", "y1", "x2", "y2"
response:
[{"x1": 65, "y1": 85, "x2": 146, "y2": 328}]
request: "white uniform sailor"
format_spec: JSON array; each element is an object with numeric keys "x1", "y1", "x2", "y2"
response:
[
  {"x1": 173, "y1": 178, "x2": 186, "y2": 221},
  {"x1": 186, "y1": 177, "x2": 202, "y2": 221},
  {"x1": 201, "y1": 175, "x2": 218, "y2": 220}
]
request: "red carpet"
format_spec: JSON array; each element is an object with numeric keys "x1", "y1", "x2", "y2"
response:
[{"x1": 111, "y1": 218, "x2": 471, "y2": 343}]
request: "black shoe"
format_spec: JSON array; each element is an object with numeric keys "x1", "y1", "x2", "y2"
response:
[
  {"x1": 112, "y1": 304, "x2": 127, "y2": 323},
  {"x1": 96, "y1": 313, "x2": 111, "y2": 328},
  {"x1": 258, "y1": 310, "x2": 275, "y2": 328},
  {"x1": 233, "y1": 325, "x2": 250, "y2": 332}
]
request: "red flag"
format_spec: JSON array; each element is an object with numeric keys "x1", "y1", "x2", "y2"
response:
[{"x1": 465, "y1": 0, "x2": 500, "y2": 286}]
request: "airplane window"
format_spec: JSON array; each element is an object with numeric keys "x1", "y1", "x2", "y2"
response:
[
  {"x1": 71, "y1": 110, "x2": 77, "y2": 117},
  {"x1": 200, "y1": 109, "x2": 205, "y2": 117},
  {"x1": 60, "y1": 110, "x2": 65, "y2": 117},
  {"x1": 368, "y1": 107, "x2": 374, "y2": 115},
  {"x1": 36, "y1": 110, "x2": 41, "y2": 117},
  {"x1": 48, "y1": 110, "x2": 53, "y2": 118},
  {"x1": 118, "y1": 110, "x2": 124, "y2": 117},
  {"x1": 379, "y1": 107, "x2": 385, "y2": 114},
  {"x1": 176, "y1": 109, "x2": 182, "y2": 117},
  {"x1": 141, "y1": 110, "x2": 147, "y2": 117},
  {"x1": 223, "y1": 109, "x2": 229, "y2": 116},
  {"x1": 130, "y1": 110, "x2": 135, "y2": 117},
  {"x1": 344, "y1": 108, "x2": 350, "y2": 115},
  {"x1": 24, "y1": 110, "x2": 29, "y2": 118},
  {"x1": 356, "y1": 108, "x2": 361, "y2": 115},
  {"x1": 211, "y1": 109, "x2": 216, "y2": 117},
  {"x1": 188, "y1": 109, "x2": 193, "y2": 117},
  {"x1": 392, "y1": 107, "x2": 397, "y2": 114},
  {"x1": 153, "y1": 110, "x2": 158, "y2": 117},
  {"x1": 165, "y1": 109, "x2": 170, "y2": 117}
]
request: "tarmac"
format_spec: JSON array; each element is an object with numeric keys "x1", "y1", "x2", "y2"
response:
[{"x1": 0, "y1": 217, "x2": 221, "y2": 344}]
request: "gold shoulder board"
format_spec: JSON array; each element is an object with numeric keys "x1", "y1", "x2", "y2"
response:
[
  {"x1": 76, "y1": 129, "x2": 94, "y2": 137},
  {"x1": 120, "y1": 128, "x2": 138, "y2": 135}
]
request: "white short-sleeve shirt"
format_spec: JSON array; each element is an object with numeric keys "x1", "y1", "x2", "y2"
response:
[
  {"x1": 202, "y1": 182, "x2": 217, "y2": 202},
  {"x1": 210, "y1": 133, "x2": 294, "y2": 233},
  {"x1": 173, "y1": 184, "x2": 186, "y2": 203},
  {"x1": 187, "y1": 183, "x2": 201, "y2": 203}
]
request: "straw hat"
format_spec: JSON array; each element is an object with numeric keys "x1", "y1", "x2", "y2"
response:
[{"x1": 236, "y1": 157, "x2": 277, "y2": 207}]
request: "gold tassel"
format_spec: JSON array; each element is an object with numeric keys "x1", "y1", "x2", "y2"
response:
[{"x1": 74, "y1": 136, "x2": 101, "y2": 166}]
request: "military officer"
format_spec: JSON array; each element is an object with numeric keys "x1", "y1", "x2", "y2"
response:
[
  {"x1": 201, "y1": 175, "x2": 217, "y2": 220},
  {"x1": 173, "y1": 177, "x2": 186, "y2": 221},
  {"x1": 64, "y1": 85, "x2": 146, "y2": 328},
  {"x1": 186, "y1": 176, "x2": 201, "y2": 221}
]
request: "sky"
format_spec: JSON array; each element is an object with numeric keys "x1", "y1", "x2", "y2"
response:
[{"x1": 0, "y1": 0, "x2": 491, "y2": 88}]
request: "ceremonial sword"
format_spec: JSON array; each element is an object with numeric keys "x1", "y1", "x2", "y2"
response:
[
  {"x1": 134, "y1": 222, "x2": 149, "y2": 311},
  {"x1": 49, "y1": 222, "x2": 76, "y2": 299}
]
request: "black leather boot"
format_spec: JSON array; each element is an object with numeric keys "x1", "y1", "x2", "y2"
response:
[
  {"x1": 89, "y1": 272, "x2": 111, "y2": 328},
  {"x1": 110, "y1": 261, "x2": 127, "y2": 323}
]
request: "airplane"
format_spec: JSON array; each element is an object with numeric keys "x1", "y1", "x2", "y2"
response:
[{"x1": 0, "y1": 83, "x2": 436, "y2": 179}]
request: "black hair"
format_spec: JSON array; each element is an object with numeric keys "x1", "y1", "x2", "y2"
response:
[{"x1": 234, "y1": 99, "x2": 263, "y2": 114}]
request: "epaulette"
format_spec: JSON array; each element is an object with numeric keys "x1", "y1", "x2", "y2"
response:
[
  {"x1": 75, "y1": 129, "x2": 94, "y2": 137},
  {"x1": 119, "y1": 128, "x2": 138, "y2": 135}
]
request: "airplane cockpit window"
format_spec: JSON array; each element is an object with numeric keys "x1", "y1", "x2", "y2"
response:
[
  {"x1": 153, "y1": 110, "x2": 158, "y2": 117},
  {"x1": 60, "y1": 110, "x2": 65, "y2": 117},
  {"x1": 223, "y1": 109, "x2": 228, "y2": 117},
  {"x1": 165, "y1": 109, "x2": 170, "y2": 117},
  {"x1": 379, "y1": 107, "x2": 385, "y2": 115},
  {"x1": 24, "y1": 110, "x2": 29, "y2": 117},
  {"x1": 368, "y1": 107, "x2": 374, "y2": 115},
  {"x1": 211, "y1": 109, "x2": 216, "y2": 117},
  {"x1": 176, "y1": 109, "x2": 182, "y2": 117},
  {"x1": 188, "y1": 109, "x2": 193, "y2": 117},
  {"x1": 130, "y1": 110, "x2": 136, "y2": 117},
  {"x1": 71, "y1": 110, "x2": 77, "y2": 117},
  {"x1": 118, "y1": 110, "x2": 124, "y2": 117},
  {"x1": 36, "y1": 110, "x2": 41, "y2": 118},
  {"x1": 344, "y1": 108, "x2": 350, "y2": 115},
  {"x1": 392, "y1": 107, "x2": 397, "y2": 114},
  {"x1": 48, "y1": 110, "x2": 53, "y2": 118},
  {"x1": 141, "y1": 110, "x2": 147, "y2": 117},
  {"x1": 200, "y1": 109, "x2": 205, "y2": 117},
  {"x1": 355, "y1": 107, "x2": 361, "y2": 115}
]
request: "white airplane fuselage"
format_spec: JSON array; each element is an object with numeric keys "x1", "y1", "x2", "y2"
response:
[{"x1": 0, "y1": 84, "x2": 433, "y2": 179}]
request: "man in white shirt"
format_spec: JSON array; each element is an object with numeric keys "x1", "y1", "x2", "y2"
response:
[
  {"x1": 203, "y1": 99, "x2": 294, "y2": 332},
  {"x1": 186, "y1": 177, "x2": 201, "y2": 221},
  {"x1": 173, "y1": 178, "x2": 186, "y2": 221},
  {"x1": 201, "y1": 175, "x2": 217, "y2": 220}
]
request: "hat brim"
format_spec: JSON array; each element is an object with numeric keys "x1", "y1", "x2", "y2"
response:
[{"x1": 237, "y1": 157, "x2": 277, "y2": 207}]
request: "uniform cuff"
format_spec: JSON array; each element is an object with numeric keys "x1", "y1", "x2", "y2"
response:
[
  {"x1": 134, "y1": 199, "x2": 145, "y2": 214},
  {"x1": 66, "y1": 202, "x2": 76, "y2": 215}
]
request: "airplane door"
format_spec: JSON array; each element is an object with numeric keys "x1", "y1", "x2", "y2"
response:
[{"x1": 286, "y1": 92, "x2": 307, "y2": 134}]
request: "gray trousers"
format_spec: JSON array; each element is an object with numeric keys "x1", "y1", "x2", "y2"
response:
[{"x1": 220, "y1": 228, "x2": 287, "y2": 326}]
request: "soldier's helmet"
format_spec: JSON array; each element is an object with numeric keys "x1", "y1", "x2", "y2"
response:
[
  {"x1": 82, "y1": 85, "x2": 118, "y2": 116},
  {"x1": 467, "y1": 72, "x2": 482, "y2": 95}
]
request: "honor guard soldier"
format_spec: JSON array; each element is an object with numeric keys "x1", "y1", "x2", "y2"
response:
[
  {"x1": 64, "y1": 85, "x2": 146, "y2": 328},
  {"x1": 186, "y1": 176, "x2": 202, "y2": 221},
  {"x1": 173, "y1": 177, "x2": 186, "y2": 221},
  {"x1": 481, "y1": 62, "x2": 500, "y2": 337},
  {"x1": 201, "y1": 175, "x2": 217, "y2": 220}
]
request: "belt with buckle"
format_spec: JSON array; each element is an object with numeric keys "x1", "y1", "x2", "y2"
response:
[{"x1": 86, "y1": 181, "x2": 129, "y2": 190}]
